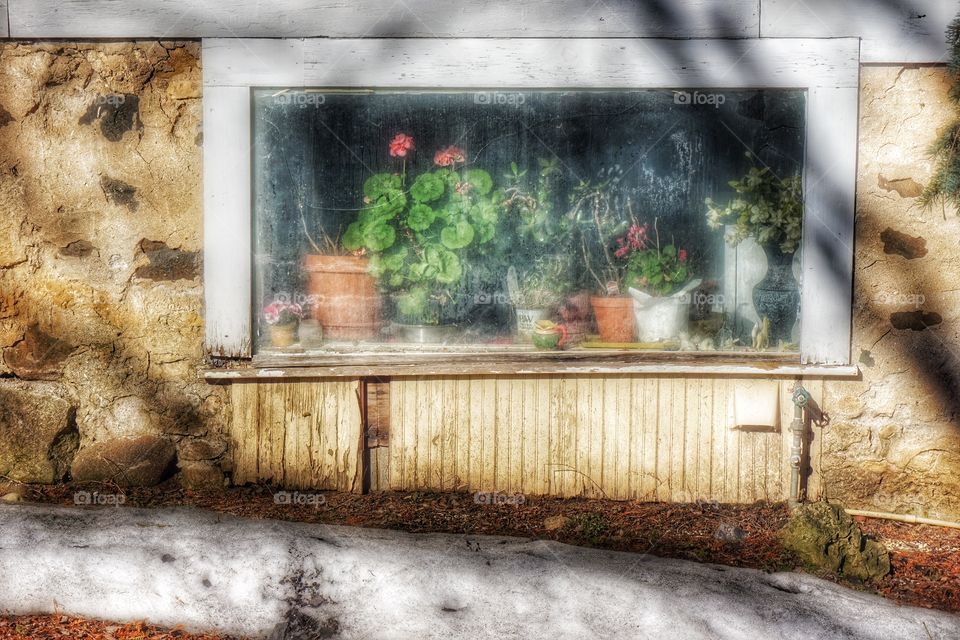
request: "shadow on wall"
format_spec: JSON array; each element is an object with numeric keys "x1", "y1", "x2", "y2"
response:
[
  {"x1": 0, "y1": 42, "x2": 227, "y2": 490},
  {"x1": 1, "y1": 4, "x2": 957, "y2": 505}
]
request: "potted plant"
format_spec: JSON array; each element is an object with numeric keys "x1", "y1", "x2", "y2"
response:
[
  {"x1": 569, "y1": 177, "x2": 635, "y2": 342},
  {"x1": 617, "y1": 221, "x2": 700, "y2": 342},
  {"x1": 263, "y1": 301, "x2": 303, "y2": 348},
  {"x1": 302, "y1": 239, "x2": 382, "y2": 342},
  {"x1": 506, "y1": 255, "x2": 572, "y2": 340},
  {"x1": 298, "y1": 136, "x2": 413, "y2": 342},
  {"x1": 705, "y1": 160, "x2": 803, "y2": 345},
  {"x1": 342, "y1": 137, "x2": 499, "y2": 343}
]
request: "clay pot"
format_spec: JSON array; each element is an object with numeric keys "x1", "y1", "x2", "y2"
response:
[
  {"x1": 269, "y1": 323, "x2": 298, "y2": 348},
  {"x1": 590, "y1": 296, "x2": 636, "y2": 342},
  {"x1": 303, "y1": 255, "x2": 381, "y2": 340}
]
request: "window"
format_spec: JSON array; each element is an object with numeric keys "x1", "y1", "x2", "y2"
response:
[
  {"x1": 252, "y1": 88, "x2": 806, "y2": 355},
  {"x1": 202, "y1": 38, "x2": 858, "y2": 371}
]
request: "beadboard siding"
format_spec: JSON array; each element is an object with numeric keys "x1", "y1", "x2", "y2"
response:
[
  {"x1": 0, "y1": 2, "x2": 7, "y2": 38},
  {"x1": 388, "y1": 377, "x2": 824, "y2": 502},
  {"x1": 6, "y1": 1, "x2": 758, "y2": 39},
  {"x1": 230, "y1": 380, "x2": 363, "y2": 492},
  {"x1": 760, "y1": 0, "x2": 957, "y2": 63}
]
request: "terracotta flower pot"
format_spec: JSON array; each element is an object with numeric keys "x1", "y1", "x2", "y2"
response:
[
  {"x1": 269, "y1": 323, "x2": 298, "y2": 348},
  {"x1": 590, "y1": 295, "x2": 636, "y2": 343},
  {"x1": 303, "y1": 255, "x2": 382, "y2": 341}
]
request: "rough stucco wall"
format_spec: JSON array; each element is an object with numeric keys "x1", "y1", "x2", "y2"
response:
[
  {"x1": 0, "y1": 42, "x2": 227, "y2": 489},
  {"x1": 822, "y1": 65, "x2": 960, "y2": 521}
]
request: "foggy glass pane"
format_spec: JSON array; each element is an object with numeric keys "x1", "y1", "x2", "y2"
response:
[{"x1": 252, "y1": 88, "x2": 805, "y2": 355}]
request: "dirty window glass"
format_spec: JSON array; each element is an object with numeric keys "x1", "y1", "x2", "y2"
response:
[{"x1": 251, "y1": 88, "x2": 805, "y2": 356}]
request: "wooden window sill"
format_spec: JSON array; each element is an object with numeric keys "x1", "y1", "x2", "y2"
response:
[{"x1": 201, "y1": 350, "x2": 859, "y2": 380}]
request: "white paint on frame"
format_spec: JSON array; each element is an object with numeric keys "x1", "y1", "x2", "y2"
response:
[
  {"x1": 7, "y1": 0, "x2": 759, "y2": 39},
  {"x1": 202, "y1": 37, "x2": 860, "y2": 364},
  {"x1": 761, "y1": 0, "x2": 957, "y2": 64}
]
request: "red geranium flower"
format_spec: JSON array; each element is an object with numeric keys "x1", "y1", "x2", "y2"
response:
[
  {"x1": 678, "y1": 249, "x2": 688, "y2": 263},
  {"x1": 434, "y1": 145, "x2": 466, "y2": 167},
  {"x1": 389, "y1": 133, "x2": 415, "y2": 158}
]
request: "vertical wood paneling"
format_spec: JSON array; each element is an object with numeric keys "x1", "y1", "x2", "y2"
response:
[
  {"x1": 228, "y1": 380, "x2": 363, "y2": 492},
  {"x1": 389, "y1": 375, "x2": 798, "y2": 504},
  {"x1": 230, "y1": 382, "x2": 259, "y2": 485}
]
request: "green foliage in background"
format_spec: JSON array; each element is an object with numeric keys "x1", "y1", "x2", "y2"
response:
[
  {"x1": 920, "y1": 15, "x2": 960, "y2": 210},
  {"x1": 705, "y1": 161, "x2": 803, "y2": 254}
]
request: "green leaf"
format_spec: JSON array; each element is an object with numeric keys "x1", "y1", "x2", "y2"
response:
[
  {"x1": 369, "y1": 189, "x2": 407, "y2": 220},
  {"x1": 410, "y1": 172, "x2": 446, "y2": 203},
  {"x1": 381, "y1": 246, "x2": 408, "y2": 271},
  {"x1": 440, "y1": 220, "x2": 475, "y2": 249},
  {"x1": 362, "y1": 221, "x2": 396, "y2": 252},
  {"x1": 434, "y1": 249, "x2": 462, "y2": 284},
  {"x1": 407, "y1": 203, "x2": 437, "y2": 231},
  {"x1": 464, "y1": 169, "x2": 493, "y2": 196},
  {"x1": 341, "y1": 221, "x2": 364, "y2": 251},
  {"x1": 395, "y1": 287, "x2": 428, "y2": 317},
  {"x1": 363, "y1": 173, "x2": 402, "y2": 199}
]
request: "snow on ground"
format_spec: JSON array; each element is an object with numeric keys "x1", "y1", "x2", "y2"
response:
[{"x1": 0, "y1": 503, "x2": 957, "y2": 639}]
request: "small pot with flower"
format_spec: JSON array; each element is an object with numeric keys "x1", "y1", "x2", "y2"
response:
[
  {"x1": 506, "y1": 255, "x2": 572, "y2": 342},
  {"x1": 618, "y1": 222, "x2": 700, "y2": 342},
  {"x1": 263, "y1": 302, "x2": 303, "y2": 348},
  {"x1": 570, "y1": 178, "x2": 636, "y2": 342},
  {"x1": 531, "y1": 319, "x2": 567, "y2": 350}
]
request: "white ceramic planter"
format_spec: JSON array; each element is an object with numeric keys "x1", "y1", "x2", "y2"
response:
[
  {"x1": 632, "y1": 296, "x2": 688, "y2": 342},
  {"x1": 629, "y1": 280, "x2": 701, "y2": 343}
]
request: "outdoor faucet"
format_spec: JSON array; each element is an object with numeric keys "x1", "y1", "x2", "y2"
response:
[{"x1": 789, "y1": 384, "x2": 812, "y2": 507}]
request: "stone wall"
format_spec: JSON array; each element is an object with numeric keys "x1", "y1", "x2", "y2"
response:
[
  {"x1": 822, "y1": 66, "x2": 960, "y2": 521},
  {"x1": 0, "y1": 42, "x2": 227, "y2": 489}
]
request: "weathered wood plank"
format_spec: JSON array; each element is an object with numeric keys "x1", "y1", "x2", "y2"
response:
[
  {"x1": 696, "y1": 379, "x2": 713, "y2": 500},
  {"x1": 9, "y1": 0, "x2": 759, "y2": 39},
  {"x1": 208, "y1": 359, "x2": 860, "y2": 380},
  {"x1": 199, "y1": 37, "x2": 863, "y2": 91},
  {"x1": 229, "y1": 380, "x2": 363, "y2": 492},
  {"x1": 229, "y1": 383, "x2": 259, "y2": 484},
  {"x1": 800, "y1": 86, "x2": 859, "y2": 365},
  {"x1": 202, "y1": 86, "x2": 250, "y2": 358},
  {"x1": 761, "y1": 0, "x2": 955, "y2": 63},
  {"x1": 641, "y1": 378, "x2": 659, "y2": 500}
]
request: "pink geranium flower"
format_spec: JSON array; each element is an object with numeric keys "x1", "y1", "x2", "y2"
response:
[
  {"x1": 389, "y1": 133, "x2": 415, "y2": 158},
  {"x1": 434, "y1": 145, "x2": 466, "y2": 167}
]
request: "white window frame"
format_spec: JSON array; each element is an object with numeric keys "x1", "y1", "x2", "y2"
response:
[{"x1": 202, "y1": 37, "x2": 860, "y2": 369}]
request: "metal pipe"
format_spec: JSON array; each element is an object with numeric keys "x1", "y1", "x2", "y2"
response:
[
  {"x1": 788, "y1": 384, "x2": 811, "y2": 507},
  {"x1": 844, "y1": 508, "x2": 960, "y2": 531}
]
